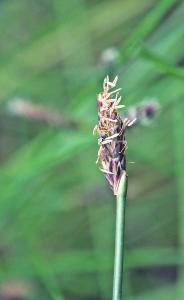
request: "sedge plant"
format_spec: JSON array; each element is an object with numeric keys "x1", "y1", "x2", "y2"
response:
[{"x1": 93, "y1": 76, "x2": 133, "y2": 300}]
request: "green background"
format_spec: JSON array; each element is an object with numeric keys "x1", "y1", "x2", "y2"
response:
[{"x1": 0, "y1": 0, "x2": 183, "y2": 299}]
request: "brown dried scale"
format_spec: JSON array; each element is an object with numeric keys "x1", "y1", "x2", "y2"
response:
[{"x1": 93, "y1": 76, "x2": 135, "y2": 195}]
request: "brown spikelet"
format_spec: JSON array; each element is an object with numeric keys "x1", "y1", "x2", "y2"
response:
[
  {"x1": 93, "y1": 76, "x2": 133, "y2": 195},
  {"x1": 7, "y1": 98, "x2": 78, "y2": 129}
]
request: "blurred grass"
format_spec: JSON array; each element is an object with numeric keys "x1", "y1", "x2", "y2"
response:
[{"x1": 0, "y1": 0, "x2": 183, "y2": 299}]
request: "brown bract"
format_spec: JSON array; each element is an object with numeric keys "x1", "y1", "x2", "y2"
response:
[{"x1": 93, "y1": 76, "x2": 134, "y2": 195}]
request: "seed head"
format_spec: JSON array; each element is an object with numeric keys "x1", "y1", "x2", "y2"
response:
[{"x1": 94, "y1": 76, "x2": 132, "y2": 195}]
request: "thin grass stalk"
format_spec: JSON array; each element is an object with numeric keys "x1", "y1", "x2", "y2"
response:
[
  {"x1": 93, "y1": 76, "x2": 130, "y2": 299},
  {"x1": 112, "y1": 171, "x2": 128, "y2": 300}
]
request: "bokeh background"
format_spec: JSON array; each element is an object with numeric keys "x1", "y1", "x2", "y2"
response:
[{"x1": 0, "y1": 0, "x2": 184, "y2": 299}]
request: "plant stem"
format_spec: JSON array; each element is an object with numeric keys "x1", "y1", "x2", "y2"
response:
[{"x1": 112, "y1": 171, "x2": 128, "y2": 300}]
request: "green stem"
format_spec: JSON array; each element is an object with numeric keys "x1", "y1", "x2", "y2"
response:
[{"x1": 112, "y1": 171, "x2": 128, "y2": 300}]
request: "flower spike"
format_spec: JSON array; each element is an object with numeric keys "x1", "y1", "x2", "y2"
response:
[{"x1": 94, "y1": 76, "x2": 131, "y2": 195}]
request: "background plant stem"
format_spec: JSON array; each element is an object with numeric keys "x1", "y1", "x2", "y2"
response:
[{"x1": 112, "y1": 171, "x2": 128, "y2": 300}]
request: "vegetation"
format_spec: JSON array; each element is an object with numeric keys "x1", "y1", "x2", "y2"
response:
[{"x1": 0, "y1": 0, "x2": 183, "y2": 299}]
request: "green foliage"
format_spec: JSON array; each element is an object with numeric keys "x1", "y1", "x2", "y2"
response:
[{"x1": 0, "y1": 0, "x2": 183, "y2": 299}]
